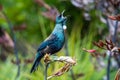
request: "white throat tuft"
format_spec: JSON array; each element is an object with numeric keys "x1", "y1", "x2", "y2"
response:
[{"x1": 63, "y1": 25, "x2": 67, "y2": 30}]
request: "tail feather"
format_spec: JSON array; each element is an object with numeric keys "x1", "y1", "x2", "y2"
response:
[{"x1": 30, "y1": 52, "x2": 44, "y2": 73}]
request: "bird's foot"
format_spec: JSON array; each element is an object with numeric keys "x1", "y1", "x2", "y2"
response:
[{"x1": 44, "y1": 53, "x2": 51, "y2": 64}]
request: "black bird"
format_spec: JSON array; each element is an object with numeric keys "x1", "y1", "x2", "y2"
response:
[{"x1": 30, "y1": 11, "x2": 67, "y2": 73}]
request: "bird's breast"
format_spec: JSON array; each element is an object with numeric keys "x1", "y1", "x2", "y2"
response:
[{"x1": 56, "y1": 32, "x2": 65, "y2": 48}]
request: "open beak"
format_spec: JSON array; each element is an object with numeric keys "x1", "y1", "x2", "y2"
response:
[
  {"x1": 61, "y1": 10, "x2": 67, "y2": 30},
  {"x1": 61, "y1": 10, "x2": 65, "y2": 18}
]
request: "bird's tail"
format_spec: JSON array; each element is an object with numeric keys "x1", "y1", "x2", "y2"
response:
[{"x1": 30, "y1": 52, "x2": 44, "y2": 73}]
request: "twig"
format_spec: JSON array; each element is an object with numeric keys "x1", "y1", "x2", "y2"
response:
[
  {"x1": 112, "y1": 21, "x2": 120, "y2": 67},
  {"x1": 106, "y1": 18, "x2": 118, "y2": 80},
  {"x1": 2, "y1": 11, "x2": 20, "y2": 79},
  {"x1": 44, "y1": 63, "x2": 49, "y2": 80},
  {"x1": 105, "y1": 17, "x2": 111, "y2": 80},
  {"x1": 44, "y1": 54, "x2": 76, "y2": 80},
  {"x1": 107, "y1": 51, "x2": 111, "y2": 80},
  {"x1": 112, "y1": 21, "x2": 118, "y2": 43}
]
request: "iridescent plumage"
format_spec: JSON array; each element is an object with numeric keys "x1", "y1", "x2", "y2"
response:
[{"x1": 30, "y1": 11, "x2": 67, "y2": 73}]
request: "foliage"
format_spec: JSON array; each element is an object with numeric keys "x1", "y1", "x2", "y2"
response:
[{"x1": 0, "y1": 0, "x2": 119, "y2": 80}]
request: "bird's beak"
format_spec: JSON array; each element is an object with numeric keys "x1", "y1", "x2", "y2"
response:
[
  {"x1": 61, "y1": 10, "x2": 67, "y2": 30},
  {"x1": 61, "y1": 10, "x2": 67, "y2": 21},
  {"x1": 61, "y1": 10, "x2": 65, "y2": 18},
  {"x1": 64, "y1": 17, "x2": 67, "y2": 21}
]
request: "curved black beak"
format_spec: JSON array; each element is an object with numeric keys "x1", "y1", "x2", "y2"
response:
[
  {"x1": 61, "y1": 10, "x2": 67, "y2": 21},
  {"x1": 61, "y1": 10, "x2": 65, "y2": 17}
]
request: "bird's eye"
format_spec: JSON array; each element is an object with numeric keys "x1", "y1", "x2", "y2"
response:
[{"x1": 58, "y1": 14, "x2": 62, "y2": 18}]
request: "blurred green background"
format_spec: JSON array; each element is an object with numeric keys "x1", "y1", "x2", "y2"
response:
[{"x1": 0, "y1": 0, "x2": 118, "y2": 80}]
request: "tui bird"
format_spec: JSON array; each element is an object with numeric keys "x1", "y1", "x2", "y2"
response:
[{"x1": 30, "y1": 11, "x2": 67, "y2": 73}]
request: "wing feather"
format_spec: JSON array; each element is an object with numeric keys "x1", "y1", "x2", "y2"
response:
[{"x1": 37, "y1": 34, "x2": 58, "y2": 52}]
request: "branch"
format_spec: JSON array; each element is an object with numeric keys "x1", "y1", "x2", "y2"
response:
[
  {"x1": 43, "y1": 54, "x2": 76, "y2": 80},
  {"x1": 106, "y1": 17, "x2": 118, "y2": 80},
  {"x1": 44, "y1": 63, "x2": 49, "y2": 80},
  {"x1": 107, "y1": 51, "x2": 111, "y2": 80},
  {"x1": 112, "y1": 21, "x2": 118, "y2": 43}
]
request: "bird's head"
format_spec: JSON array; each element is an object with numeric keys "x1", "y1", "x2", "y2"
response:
[{"x1": 56, "y1": 10, "x2": 67, "y2": 25}]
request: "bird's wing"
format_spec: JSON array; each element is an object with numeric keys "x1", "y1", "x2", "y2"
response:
[
  {"x1": 46, "y1": 33, "x2": 58, "y2": 44},
  {"x1": 45, "y1": 33, "x2": 57, "y2": 42},
  {"x1": 37, "y1": 41, "x2": 48, "y2": 52},
  {"x1": 37, "y1": 34, "x2": 58, "y2": 52}
]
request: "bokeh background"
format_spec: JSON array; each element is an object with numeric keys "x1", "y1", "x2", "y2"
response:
[{"x1": 0, "y1": 0, "x2": 120, "y2": 80}]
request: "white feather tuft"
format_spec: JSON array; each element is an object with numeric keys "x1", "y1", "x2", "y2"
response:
[{"x1": 63, "y1": 25, "x2": 67, "y2": 30}]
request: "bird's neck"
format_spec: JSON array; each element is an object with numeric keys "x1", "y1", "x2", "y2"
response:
[{"x1": 52, "y1": 23, "x2": 64, "y2": 34}]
